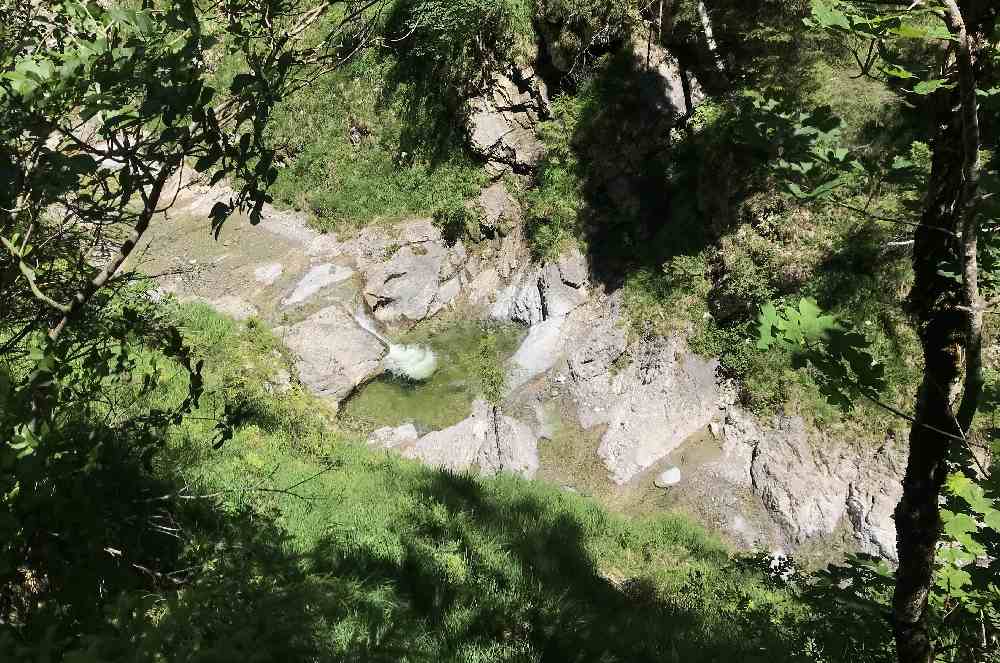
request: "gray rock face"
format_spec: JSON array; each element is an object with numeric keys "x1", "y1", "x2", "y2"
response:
[
  {"x1": 507, "y1": 317, "x2": 568, "y2": 389},
  {"x1": 466, "y1": 67, "x2": 549, "y2": 173},
  {"x1": 476, "y1": 181, "x2": 521, "y2": 238},
  {"x1": 565, "y1": 299, "x2": 628, "y2": 429},
  {"x1": 749, "y1": 416, "x2": 847, "y2": 542},
  {"x1": 356, "y1": 219, "x2": 472, "y2": 327},
  {"x1": 283, "y1": 305, "x2": 387, "y2": 403},
  {"x1": 205, "y1": 295, "x2": 258, "y2": 321},
  {"x1": 847, "y1": 444, "x2": 904, "y2": 559},
  {"x1": 372, "y1": 401, "x2": 539, "y2": 479},
  {"x1": 719, "y1": 408, "x2": 905, "y2": 561},
  {"x1": 630, "y1": 36, "x2": 704, "y2": 118},
  {"x1": 596, "y1": 339, "x2": 720, "y2": 485},
  {"x1": 369, "y1": 423, "x2": 419, "y2": 450},
  {"x1": 477, "y1": 408, "x2": 541, "y2": 478},
  {"x1": 491, "y1": 247, "x2": 590, "y2": 325},
  {"x1": 282, "y1": 263, "x2": 354, "y2": 307}
]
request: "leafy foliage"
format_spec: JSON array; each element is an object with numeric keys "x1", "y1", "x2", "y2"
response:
[{"x1": 757, "y1": 298, "x2": 886, "y2": 410}]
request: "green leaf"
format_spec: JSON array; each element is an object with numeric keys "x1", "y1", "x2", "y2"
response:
[
  {"x1": 983, "y1": 508, "x2": 1000, "y2": 531},
  {"x1": 891, "y1": 22, "x2": 955, "y2": 41},
  {"x1": 946, "y1": 473, "x2": 994, "y2": 515},
  {"x1": 913, "y1": 79, "x2": 955, "y2": 95},
  {"x1": 941, "y1": 510, "x2": 978, "y2": 540},
  {"x1": 882, "y1": 64, "x2": 917, "y2": 80},
  {"x1": 757, "y1": 303, "x2": 779, "y2": 350},
  {"x1": 936, "y1": 565, "x2": 972, "y2": 592},
  {"x1": 811, "y1": 0, "x2": 851, "y2": 30}
]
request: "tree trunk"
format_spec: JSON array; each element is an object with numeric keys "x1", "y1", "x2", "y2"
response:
[
  {"x1": 695, "y1": 0, "x2": 728, "y2": 86},
  {"x1": 893, "y1": 4, "x2": 985, "y2": 659},
  {"x1": 893, "y1": 102, "x2": 966, "y2": 663}
]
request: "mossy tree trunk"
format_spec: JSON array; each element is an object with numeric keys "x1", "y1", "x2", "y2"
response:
[{"x1": 893, "y1": 3, "x2": 994, "y2": 661}]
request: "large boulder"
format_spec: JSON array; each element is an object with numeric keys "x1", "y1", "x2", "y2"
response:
[
  {"x1": 353, "y1": 219, "x2": 472, "y2": 327},
  {"x1": 507, "y1": 317, "x2": 569, "y2": 390},
  {"x1": 371, "y1": 401, "x2": 540, "y2": 479},
  {"x1": 283, "y1": 305, "x2": 387, "y2": 404},
  {"x1": 491, "y1": 247, "x2": 590, "y2": 325}
]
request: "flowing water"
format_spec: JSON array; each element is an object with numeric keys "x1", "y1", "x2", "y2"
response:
[{"x1": 339, "y1": 320, "x2": 525, "y2": 433}]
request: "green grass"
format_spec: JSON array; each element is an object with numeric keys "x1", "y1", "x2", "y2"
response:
[
  {"x1": 57, "y1": 303, "x2": 811, "y2": 663},
  {"x1": 265, "y1": 49, "x2": 488, "y2": 233}
]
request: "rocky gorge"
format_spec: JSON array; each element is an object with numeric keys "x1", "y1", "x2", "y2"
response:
[
  {"x1": 142, "y1": 165, "x2": 903, "y2": 564},
  {"x1": 136, "y1": 26, "x2": 905, "y2": 565}
]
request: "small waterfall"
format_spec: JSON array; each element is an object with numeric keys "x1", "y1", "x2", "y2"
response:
[
  {"x1": 348, "y1": 301, "x2": 438, "y2": 381},
  {"x1": 350, "y1": 302, "x2": 392, "y2": 347}
]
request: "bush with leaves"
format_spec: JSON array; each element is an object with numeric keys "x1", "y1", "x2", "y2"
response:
[{"x1": 0, "y1": 0, "x2": 382, "y2": 647}]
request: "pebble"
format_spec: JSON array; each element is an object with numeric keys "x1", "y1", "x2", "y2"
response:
[{"x1": 654, "y1": 466, "x2": 682, "y2": 488}]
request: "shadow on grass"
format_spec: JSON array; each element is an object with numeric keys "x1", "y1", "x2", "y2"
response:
[
  {"x1": 112, "y1": 466, "x2": 803, "y2": 662},
  {"x1": 8, "y1": 451, "x2": 813, "y2": 662}
]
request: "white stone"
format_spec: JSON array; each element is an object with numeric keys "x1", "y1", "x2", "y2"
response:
[{"x1": 654, "y1": 467, "x2": 682, "y2": 488}]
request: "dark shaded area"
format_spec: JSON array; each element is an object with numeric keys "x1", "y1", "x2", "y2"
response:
[{"x1": 4, "y1": 453, "x2": 804, "y2": 662}]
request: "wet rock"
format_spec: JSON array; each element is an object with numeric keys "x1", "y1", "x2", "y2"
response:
[
  {"x1": 283, "y1": 305, "x2": 387, "y2": 404},
  {"x1": 491, "y1": 269, "x2": 545, "y2": 325}
]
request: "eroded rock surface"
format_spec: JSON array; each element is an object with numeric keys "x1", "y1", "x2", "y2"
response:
[
  {"x1": 595, "y1": 339, "x2": 720, "y2": 485},
  {"x1": 718, "y1": 408, "x2": 905, "y2": 560},
  {"x1": 370, "y1": 401, "x2": 539, "y2": 479},
  {"x1": 349, "y1": 219, "x2": 473, "y2": 328}
]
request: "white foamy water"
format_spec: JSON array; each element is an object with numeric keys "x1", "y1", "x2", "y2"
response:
[
  {"x1": 347, "y1": 303, "x2": 438, "y2": 381},
  {"x1": 384, "y1": 343, "x2": 438, "y2": 381}
]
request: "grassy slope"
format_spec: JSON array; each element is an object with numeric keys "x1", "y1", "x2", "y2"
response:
[{"x1": 125, "y1": 303, "x2": 808, "y2": 662}]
